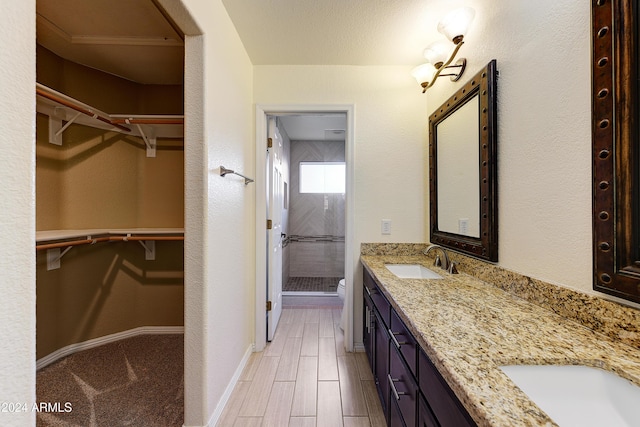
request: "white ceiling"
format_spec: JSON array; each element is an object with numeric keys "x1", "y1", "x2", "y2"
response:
[
  {"x1": 36, "y1": 0, "x2": 453, "y2": 137},
  {"x1": 278, "y1": 115, "x2": 346, "y2": 141},
  {"x1": 36, "y1": 0, "x2": 456, "y2": 85},
  {"x1": 221, "y1": 0, "x2": 447, "y2": 66}
]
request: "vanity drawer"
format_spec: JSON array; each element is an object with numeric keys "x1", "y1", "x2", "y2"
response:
[
  {"x1": 419, "y1": 349, "x2": 476, "y2": 427},
  {"x1": 389, "y1": 343, "x2": 418, "y2": 427},
  {"x1": 364, "y1": 270, "x2": 391, "y2": 326},
  {"x1": 390, "y1": 309, "x2": 417, "y2": 377}
]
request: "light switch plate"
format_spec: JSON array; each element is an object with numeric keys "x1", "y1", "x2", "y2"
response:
[{"x1": 381, "y1": 219, "x2": 391, "y2": 235}]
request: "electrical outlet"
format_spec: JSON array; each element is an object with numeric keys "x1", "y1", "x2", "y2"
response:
[
  {"x1": 381, "y1": 219, "x2": 392, "y2": 235},
  {"x1": 459, "y1": 218, "x2": 469, "y2": 234}
]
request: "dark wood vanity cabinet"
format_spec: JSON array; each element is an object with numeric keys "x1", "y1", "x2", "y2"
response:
[
  {"x1": 364, "y1": 269, "x2": 391, "y2": 419},
  {"x1": 389, "y1": 343, "x2": 418, "y2": 427},
  {"x1": 419, "y1": 349, "x2": 476, "y2": 427},
  {"x1": 363, "y1": 268, "x2": 477, "y2": 427}
]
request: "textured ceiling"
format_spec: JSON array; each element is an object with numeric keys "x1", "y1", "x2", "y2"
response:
[
  {"x1": 36, "y1": 0, "x2": 458, "y2": 83},
  {"x1": 221, "y1": 0, "x2": 448, "y2": 66},
  {"x1": 36, "y1": 0, "x2": 184, "y2": 85}
]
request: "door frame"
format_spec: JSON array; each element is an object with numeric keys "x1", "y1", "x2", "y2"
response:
[{"x1": 255, "y1": 104, "x2": 356, "y2": 352}]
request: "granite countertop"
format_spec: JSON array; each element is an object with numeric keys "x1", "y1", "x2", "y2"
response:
[{"x1": 360, "y1": 254, "x2": 640, "y2": 427}]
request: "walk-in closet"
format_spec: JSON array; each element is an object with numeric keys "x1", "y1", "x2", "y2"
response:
[{"x1": 35, "y1": 1, "x2": 185, "y2": 425}]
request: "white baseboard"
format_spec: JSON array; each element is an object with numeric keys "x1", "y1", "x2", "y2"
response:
[
  {"x1": 353, "y1": 342, "x2": 365, "y2": 352},
  {"x1": 36, "y1": 325, "x2": 185, "y2": 370},
  {"x1": 207, "y1": 344, "x2": 254, "y2": 427}
]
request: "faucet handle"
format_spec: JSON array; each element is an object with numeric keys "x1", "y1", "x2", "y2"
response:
[
  {"x1": 434, "y1": 254, "x2": 442, "y2": 267},
  {"x1": 447, "y1": 261, "x2": 459, "y2": 274}
]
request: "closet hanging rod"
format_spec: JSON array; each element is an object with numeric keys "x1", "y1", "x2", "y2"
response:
[
  {"x1": 219, "y1": 165, "x2": 254, "y2": 185},
  {"x1": 36, "y1": 84, "x2": 131, "y2": 133},
  {"x1": 119, "y1": 235, "x2": 184, "y2": 242},
  {"x1": 36, "y1": 237, "x2": 111, "y2": 251},
  {"x1": 35, "y1": 235, "x2": 184, "y2": 251},
  {"x1": 111, "y1": 117, "x2": 184, "y2": 125}
]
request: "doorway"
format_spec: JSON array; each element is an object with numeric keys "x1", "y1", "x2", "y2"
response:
[
  {"x1": 276, "y1": 114, "x2": 346, "y2": 297},
  {"x1": 255, "y1": 105, "x2": 356, "y2": 353}
]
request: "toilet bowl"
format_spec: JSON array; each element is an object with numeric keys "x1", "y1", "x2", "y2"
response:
[{"x1": 337, "y1": 278, "x2": 345, "y2": 301}]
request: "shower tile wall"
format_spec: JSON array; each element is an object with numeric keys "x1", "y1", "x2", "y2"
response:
[{"x1": 289, "y1": 140, "x2": 345, "y2": 278}]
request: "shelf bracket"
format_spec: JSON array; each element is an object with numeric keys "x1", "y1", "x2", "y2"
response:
[
  {"x1": 138, "y1": 240, "x2": 156, "y2": 260},
  {"x1": 47, "y1": 107, "x2": 72, "y2": 145},
  {"x1": 134, "y1": 123, "x2": 156, "y2": 158},
  {"x1": 47, "y1": 246, "x2": 73, "y2": 270}
]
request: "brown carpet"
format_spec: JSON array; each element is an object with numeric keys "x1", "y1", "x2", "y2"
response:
[{"x1": 36, "y1": 334, "x2": 183, "y2": 427}]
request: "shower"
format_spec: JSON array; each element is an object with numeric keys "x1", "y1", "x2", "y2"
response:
[{"x1": 274, "y1": 113, "x2": 346, "y2": 295}]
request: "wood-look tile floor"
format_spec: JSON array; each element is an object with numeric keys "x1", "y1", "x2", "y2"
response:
[{"x1": 217, "y1": 307, "x2": 386, "y2": 427}]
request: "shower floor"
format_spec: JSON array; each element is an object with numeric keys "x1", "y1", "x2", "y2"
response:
[{"x1": 284, "y1": 276, "x2": 341, "y2": 293}]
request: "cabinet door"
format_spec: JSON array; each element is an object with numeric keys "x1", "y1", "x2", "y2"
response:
[
  {"x1": 389, "y1": 395, "x2": 405, "y2": 427},
  {"x1": 374, "y1": 310, "x2": 390, "y2": 420},
  {"x1": 363, "y1": 290, "x2": 374, "y2": 368},
  {"x1": 389, "y1": 343, "x2": 418, "y2": 427},
  {"x1": 419, "y1": 350, "x2": 476, "y2": 427},
  {"x1": 418, "y1": 395, "x2": 438, "y2": 427}
]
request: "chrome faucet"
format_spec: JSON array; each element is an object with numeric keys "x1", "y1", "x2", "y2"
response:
[{"x1": 423, "y1": 244, "x2": 458, "y2": 274}]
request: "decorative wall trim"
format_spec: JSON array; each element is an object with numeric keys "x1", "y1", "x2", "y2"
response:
[
  {"x1": 207, "y1": 344, "x2": 254, "y2": 427},
  {"x1": 36, "y1": 326, "x2": 184, "y2": 370}
]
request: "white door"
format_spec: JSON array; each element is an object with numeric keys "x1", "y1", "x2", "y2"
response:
[{"x1": 267, "y1": 118, "x2": 284, "y2": 341}]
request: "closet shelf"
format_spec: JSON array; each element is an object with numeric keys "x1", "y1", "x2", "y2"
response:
[
  {"x1": 36, "y1": 228, "x2": 184, "y2": 250},
  {"x1": 36, "y1": 229, "x2": 184, "y2": 270},
  {"x1": 36, "y1": 83, "x2": 184, "y2": 155}
]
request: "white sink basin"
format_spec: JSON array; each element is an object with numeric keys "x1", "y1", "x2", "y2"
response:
[
  {"x1": 384, "y1": 264, "x2": 442, "y2": 279},
  {"x1": 500, "y1": 365, "x2": 640, "y2": 427}
]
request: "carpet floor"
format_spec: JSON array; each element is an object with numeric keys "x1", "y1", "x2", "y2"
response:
[{"x1": 36, "y1": 334, "x2": 183, "y2": 427}]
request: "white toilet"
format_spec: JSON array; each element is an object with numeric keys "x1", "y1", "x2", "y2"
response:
[
  {"x1": 337, "y1": 279, "x2": 346, "y2": 330},
  {"x1": 337, "y1": 278, "x2": 345, "y2": 302}
]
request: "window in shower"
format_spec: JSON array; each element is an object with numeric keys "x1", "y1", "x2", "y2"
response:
[{"x1": 299, "y1": 162, "x2": 345, "y2": 194}]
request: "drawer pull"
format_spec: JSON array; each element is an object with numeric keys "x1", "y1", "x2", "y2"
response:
[
  {"x1": 387, "y1": 374, "x2": 405, "y2": 401},
  {"x1": 365, "y1": 286, "x2": 372, "y2": 297},
  {"x1": 389, "y1": 329, "x2": 407, "y2": 349}
]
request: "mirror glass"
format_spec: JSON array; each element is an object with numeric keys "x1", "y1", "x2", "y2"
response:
[
  {"x1": 429, "y1": 59, "x2": 498, "y2": 261},
  {"x1": 436, "y1": 95, "x2": 480, "y2": 238}
]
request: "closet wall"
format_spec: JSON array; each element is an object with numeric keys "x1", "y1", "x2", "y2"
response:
[{"x1": 36, "y1": 46, "x2": 184, "y2": 360}]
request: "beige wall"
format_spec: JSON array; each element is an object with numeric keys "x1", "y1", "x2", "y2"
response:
[
  {"x1": 35, "y1": 48, "x2": 185, "y2": 359},
  {"x1": 255, "y1": 65, "x2": 427, "y2": 345},
  {"x1": 254, "y1": 0, "x2": 638, "y2": 334},
  {"x1": 36, "y1": 242, "x2": 184, "y2": 359},
  {"x1": 170, "y1": 0, "x2": 255, "y2": 425},
  {"x1": 425, "y1": 1, "x2": 632, "y2": 306}
]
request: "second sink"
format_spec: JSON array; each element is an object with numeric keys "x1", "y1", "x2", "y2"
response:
[
  {"x1": 385, "y1": 264, "x2": 443, "y2": 279},
  {"x1": 500, "y1": 364, "x2": 640, "y2": 427}
]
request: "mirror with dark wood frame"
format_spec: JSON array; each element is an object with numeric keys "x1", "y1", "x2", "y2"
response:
[
  {"x1": 592, "y1": 0, "x2": 640, "y2": 303},
  {"x1": 429, "y1": 59, "x2": 498, "y2": 262}
]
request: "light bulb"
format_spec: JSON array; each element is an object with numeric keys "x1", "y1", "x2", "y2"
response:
[
  {"x1": 437, "y1": 7, "x2": 475, "y2": 44},
  {"x1": 423, "y1": 40, "x2": 451, "y2": 68},
  {"x1": 411, "y1": 63, "x2": 437, "y2": 85}
]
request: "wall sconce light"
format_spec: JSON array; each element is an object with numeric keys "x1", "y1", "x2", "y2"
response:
[{"x1": 412, "y1": 7, "x2": 475, "y2": 93}]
